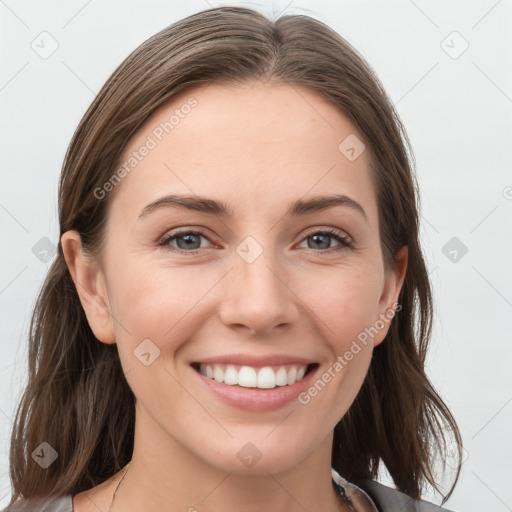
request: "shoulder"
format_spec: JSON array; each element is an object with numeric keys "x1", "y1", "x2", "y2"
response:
[
  {"x1": 331, "y1": 467, "x2": 457, "y2": 512},
  {"x1": 2, "y1": 495, "x2": 73, "y2": 512},
  {"x1": 356, "y1": 479, "x2": 457, "y2": 512}
]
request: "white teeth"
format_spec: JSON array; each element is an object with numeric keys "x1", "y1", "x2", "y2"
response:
[
  {"x1": 213, "y1": 365, "x2": 224, "y2": 383},
  {"x1": 257, "y1": 367, "x2": 276, "y2": 389},
  {"x1": 275, "y1": 367, "x2": 288, "y2": 386},
  {"x1": 238, "y1": 366, "x2": 257, "y2": 387},
  {"x1": 197, "y1": 363, "x2": 310, "y2": 388},
  {"x1": 224, "y1": 365, "x2": 239, "y2": 385},
  {"x1": 287, "y1": 366, "x2": 297, "y2": 385}
]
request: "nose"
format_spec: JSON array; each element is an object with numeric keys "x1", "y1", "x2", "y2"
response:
[{"x1": 218, "y1": 249, "x2": 300, "y2": 336}]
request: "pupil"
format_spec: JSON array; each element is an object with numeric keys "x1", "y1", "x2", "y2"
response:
[
  {"x1": 310, "y1": 234, "x2": 330, "y2": 250},
  {"x1": 178, "y1": 234, "x2": 200, "y2": 250}
]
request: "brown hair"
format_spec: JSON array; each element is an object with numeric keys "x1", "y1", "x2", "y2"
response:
[{"x1": 5, "y1": 5, "x2": 462, "y2": 508}]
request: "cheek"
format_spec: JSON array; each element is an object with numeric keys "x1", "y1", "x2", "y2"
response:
[
  {"x1": 105, "y1": 262, "x2": 199, "y2": 405},
  {"x1": 298, "y1": 268, "x2": 381, "y2": 402},
  {"x1": 302, "y1": 267, "x2": 383, "y2": 345},
  {"x1": 108, "y1": 257, "x2": 201, "y2": 330},
  {"x1": 105, "y1": 257, "x2": 224, "y2": 375},
  {"x1": 301, "y1": 273, "x2": 378, "y2": 418}
]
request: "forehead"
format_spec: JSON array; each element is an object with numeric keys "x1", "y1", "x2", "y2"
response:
[{"x1": 109, "y1": 81, "x2": 378, "y2": 224}]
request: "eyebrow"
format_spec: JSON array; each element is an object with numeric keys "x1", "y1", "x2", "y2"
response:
[{"x1": 138, "y1": 193, "x2": 368, "y2": 223}]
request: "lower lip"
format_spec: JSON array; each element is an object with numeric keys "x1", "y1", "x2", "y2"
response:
[{"x1": 192, "y1": 365, "x2": 318, "y2": 412}]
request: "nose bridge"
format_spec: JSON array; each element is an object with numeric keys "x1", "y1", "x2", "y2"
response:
[
  {"x1": 219, "y1": 236, "x2": 298, "y2": 334},
  {"x1": 238, "y1": 246, "x2": 281, "y2": 298}
]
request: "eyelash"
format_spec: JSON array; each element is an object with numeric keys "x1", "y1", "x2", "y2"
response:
[{"x1": 157, "y1": 228, "x2": 353, "y2": 255}]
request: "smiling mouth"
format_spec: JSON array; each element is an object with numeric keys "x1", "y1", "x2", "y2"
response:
[{"x1": 191, "y1": 362, "x2": 318, "y2": 389}]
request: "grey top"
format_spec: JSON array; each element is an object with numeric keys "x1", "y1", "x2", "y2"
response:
[
  {"x1": 3, "y1": 468, "x2": 456, "y2": 512},
  {"x1": 3, "y1": 494, "x2": 72, "y2": 512}
]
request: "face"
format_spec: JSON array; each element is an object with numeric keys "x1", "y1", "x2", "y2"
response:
[{"x1": 64, "y1": 81, "x2": 406, "y2": 476}]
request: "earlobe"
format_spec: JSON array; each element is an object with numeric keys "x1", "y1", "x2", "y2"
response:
[
  {"x1": 373, "y1": 245, "x2": 408, "y2": 347},
  {"x1": 60, "y1": 230, "x2": 116, "y2": 345}
]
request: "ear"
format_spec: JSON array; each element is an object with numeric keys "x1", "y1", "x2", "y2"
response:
[
  {"x1": 373, "y1": 245, "x2": 408, "y2": 347},
  {"x1": 60, "y1": 230, "x2": 116, "y2": 345}
]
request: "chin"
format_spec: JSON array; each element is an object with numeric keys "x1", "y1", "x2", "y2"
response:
[{"x1": 195, "y1": 435, "x2": 313, "y2": 475}]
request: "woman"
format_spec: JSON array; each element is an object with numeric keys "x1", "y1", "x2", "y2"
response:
[{"x1": 3, "y1": 6, "x2": 463, "y2": 512}]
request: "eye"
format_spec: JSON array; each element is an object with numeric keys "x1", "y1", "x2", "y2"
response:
[
  {"x1": 158, "y1": 227, "x2": 353, "y2": 255},
  {"x1": 158, "y1": 230, "x2": 213, "y2": 254},
  {"x1": 298, "y1": 228, "x2": 352, "y2": 253}
]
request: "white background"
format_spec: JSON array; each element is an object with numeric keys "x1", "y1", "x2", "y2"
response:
[{"x1": 0, "y1": 1, "x2": 511, "y2": 511}]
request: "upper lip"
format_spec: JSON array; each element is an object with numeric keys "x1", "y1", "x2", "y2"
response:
[{"x1": 191, "y1": 354, "x2": 317, "y2": 368}]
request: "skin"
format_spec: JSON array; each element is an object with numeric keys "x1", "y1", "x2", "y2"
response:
[{"x1": 62, "y1": 81, "x2": 407, "y2": 512}]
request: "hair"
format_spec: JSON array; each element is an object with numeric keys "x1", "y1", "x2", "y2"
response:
[{"x1": 5, "y1": 5, "x2": 463, "y2": 508}]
